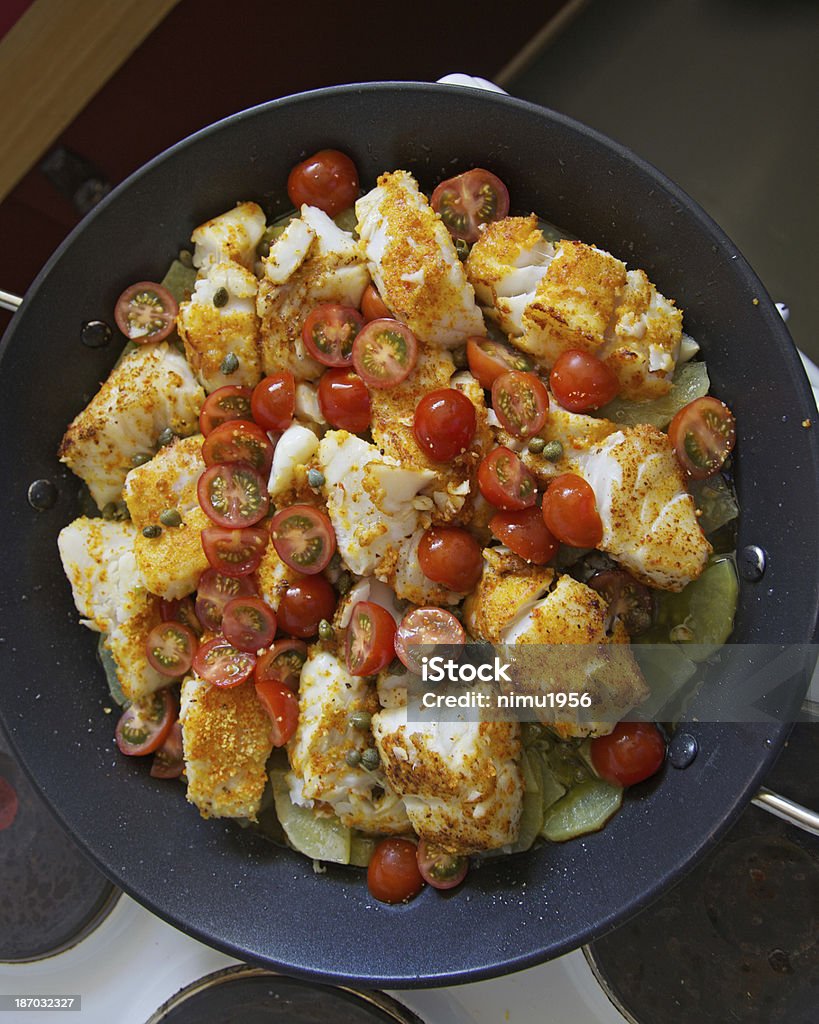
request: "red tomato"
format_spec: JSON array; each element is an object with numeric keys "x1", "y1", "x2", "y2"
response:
[
  {"x1": 489, "y1": 507, "x2": 559, "y2": 564},
  {"x1": 197, "y1": 462, "x2": 269, "y2": 528},
  {"x1": 222, "y1": 596, "x2": 278, "y2": 653},
  {"x1": 201, "y1": 525, "x2": 268, "y2": 577},
  {"x1": 302, "y1": 303, "x2": 363, "y2": 367},
  {"x1": 199, "y1": 385, "x2": 253, "y2": 436},
  {"x1": 255, "y1": 679, "x2": 300, "y2": 746},
  {"x1": 150, "y1": 720, "x2": 184, "y2": 779},
  {"x1": 394, "y1": 607, "x2": 465, "y2": 673},
  {"x1": 542, "y1": 473, "x2": 603, "y2": 548},
  {"x1": 477, "y1": 447, "x2": 537, "y2": 510},
  {"x1": 250, "y1": 372, "x2": 296, "y2": 432},
  {"x1": 416, "y1": 839, "x2": 468, "y2": 891},
  {"x1": 192, "y1": 635, "x2": 256, "y2": 688},
  {"x1": 346, "y1": 601, "x2": 397, "y2": 676},
  {"x1": 430, "y1": 168, "x2": 510, "y2": 244},
  {"x1": 202, "y1": 420, "x2": 274, "y2": 476},
  {"x1": 418, "y1": 526, "x2": 482, "y2": 592},
  {"x1": 668, "y1": 396, "x2": 737, "y2": 479},
  {"x1": 360, "y1": 284, "x2": 392, "y2": 322},
  {"x1": 318, "y1": 368, "x2": 371, "y2": 433},
  {"x1": 591, "y1": 722, "x2": 666, "y2": 787},
  {"x1": 277, "y1": 575, "x2": 338, "y2": 638},
  {"x1": 287, "y1": 149, "x2": 359, "y2": 217},
  {"x1": 466, "y1": 336, "x2": 533, "y2": 389},
  {"x1": 491, "y1": 370, "x2": 549, "y2": 439},
  {"x1": 368, "y1": 838, "x2": 425, "y2": 904},
  {"x1": 255, "y1": 639, "x2": 308, "y2": 691},
  {"x1": 550, "y1": 349, "x2": 620, "y2": 412},
  {"x1": 160, "y1": 595, "x2": 202, "y2": 636},
  {"x1": 115, "y1": 689, "x2": 175, "y2": 756},
  {"x1": 352, "y1": 319, "x2": 418, "y2": 388},
  {"x1": 145, "y1": 621, "x2": 197, "y2": 678},
  {"x1": 0, "y1": 777, "x2": 19, "y2": 831},
  {"x1": 114, "y1": 281, "x2": 178, "y2": 343},
  {"x1": 269, "y1": 504, "x2": 336, "y2": 575},
  {"x1": 413, "y1": 388, "x2": 477, "y2": 462},
  {"x1": 195, "y1": 569, "x2": 257, "y2": 633}
]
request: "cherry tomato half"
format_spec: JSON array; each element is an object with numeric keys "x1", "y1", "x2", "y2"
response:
[
  {"x1": 277, "y1": 575, "x2": 338, "y2": 638},
  {"x1": 160, "y1": 595, "x2": 202, "y2": 636},
  {"x1": 255, "y1": 679, "x2": 300, "y2": 746},
  {"x1": 466, "y1": 336, "x2": 533, "y2": 389},
  {"x1": 668, "y1": 396, "x2": 737, "y2": 480},
  {"x1": 591, "y1": 721, "x2": 666, "y2": 787},
  {"x1": 255, "y1": 639, "x2": 308, "y2": 691},
  {"x1": 201, "y1": 525, "x2": 269, "y2": 577},
  {"x1": 346, "y1": 601, "x2": 397, "y2": 677},
  {"x1": 368, "y1": 838, "x2": 425, "y2": 904},
  {"x1": 115, "y1": 689, "x2": 175, "y2": 756},
  {"x1": 197, "y1": 462, "x2": 269, "y2": 528},
  {"x1": 269, "y1": 504, "x2": 336, "y2": 575},
  {"x1": 360, "y1": 284, "x2": 392, "y2": 322},
  {"x1": 317, "y1": 368, "x2": 371, "y2": 434},
  {"x1": 489, "y1": 507, "x2": 558, "y2": 564},
  {"x1": 477, "y1": 447, "x2": 537, "y2": 510},
  {"x1": 250, "y1": 372, "x2": 296, "y2": 432},
  {"x1": 202, "y1": 420, "x2": 274, "y2": 476},
  {"x1": 416, "y1": 838, "x2": 468, "y2": 891},
  {"x1": 192, "y1": 635, "x2": 256, "y2": 688},
  {"x1": 394, "y1": 607, "x2": 465, "y2": 673},
  {"x1": 541, "y1": 473, "x2": 603, "y2": 548},
  {"x1": 302, "y1": 303, "x2": 363, "y2": 367},
  {"x1": 195, "y1": 569, "x2": 258, "y2": 633},
  {"x1": 352, "y1": 318, "x2": 418, "y2": 388},
  {"x1": 287, "y1": 149, "x2": 359, "y2": 218},
  {"x1": 222, "y1": 596, "x2": 278, "y2": 653},
  {"x1": 550, "y1": 349, "x2": 620, "y2": 412},
  {"x1": 199, "y1": 385, "x2": 253, "y2": 436},
  {"x1": 418, "y1": 526, "x2": 483, "y2": 593},
  {"x1": 114, "y1": 281, "x2": 178, "y2": 343},
  {"x1": 492, "y1": 371, "x2": 549, "y2": 439},
  {"x1": 150, "y1": 721, "x2": 184, "y2": 779},
  {"x1": 145, "y1": 621, "x2": 197, "y2": 678},
  {"x1": 587, "y1": 569, "x2": 653, "y2": 636},
  {"x1": 430, "y1": 168, "x2": 510, "y2": 244},
  {"x1": 413, "y1": 388, "x2": 476, "y2": 462}
]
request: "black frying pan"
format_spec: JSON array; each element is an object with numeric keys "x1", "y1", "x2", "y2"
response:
[{"x1": 1, "y1": 83, "x2": 817, "y2": 987}]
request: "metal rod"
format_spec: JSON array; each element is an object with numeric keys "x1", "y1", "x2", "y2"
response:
[
  {"x1": 0, "y1": 288, "x2": 23, "y2": 312},
  {"x1": 752, "y1": 787, "x2": 819, "y2": 837}
]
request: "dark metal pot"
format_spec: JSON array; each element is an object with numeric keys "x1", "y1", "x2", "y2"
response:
[{"x1": 1, "y1": 82, "x2": 817, "y2": 987}]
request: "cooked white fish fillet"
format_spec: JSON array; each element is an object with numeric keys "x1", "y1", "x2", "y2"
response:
[
  {"x1": 57, "y1": 517, "x2": 165, "y2": 702},
  {"x1": 355, "y1": 170, "x2": 484, "y2": 348},
  {"x1": 287, "y1": 650, "x2": 410, "y2": 834},
  {"x1": 507, "y1": 398, "x2": 619, "y2": 482},
  {"x1": 123, "y1": 435, "x2": 210, "y2": 600},
  {"x1": 176, "y1": 262, "x2": 262, "y2": 393},
  {"x1": 257, "y1": 205, "x2": 368, "y2": 380},
  {"x1": 267, "y1": 422, "x2": 319, "y2": 500},
  {"x1": 58, "y1": 342, "x2": 204, "y2": 510},
  {"x1": 180, "y1": 676, "x2": 273, "y2": 820},
  {"x1": 463, "y1": 547, "x2": 555, "y2": 644},
  {"x1": 372, "y1": 702, "x2": 523, "y2": 855},
  {"x1": 255, "y1": 542, "x2": 298, "y2": 611},
  {"x1": 569, "y1": 423, "x2": 711, "y2": 591},
  {"x1": 192, "y1": 201, "x2": 266, "y2": 271}
]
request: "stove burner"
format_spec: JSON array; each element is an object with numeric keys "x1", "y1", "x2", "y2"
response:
[
  {"x1": 585, "y1": 723, "x2": 819, "y2": 1024},
  {"x1": 145, "y1": 966, "x2": 424, "y2": 1024},
  {"x1": 0, "y1": 742, "x2": 119, "y2": 963}
]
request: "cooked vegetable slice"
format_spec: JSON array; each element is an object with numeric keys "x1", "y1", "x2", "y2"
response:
[
  {"x1": 688, "y1": 474, "x2": 740, "y2": 536},
  {"x1": 598, "y1": 361, "x2": 710, "y2": 428},
  {"x1": 540, "y1": 779, "x2": 623, "y2": 842},
  {"x1": 271, "y1": 769, "x2": 351, "y2": 863}
]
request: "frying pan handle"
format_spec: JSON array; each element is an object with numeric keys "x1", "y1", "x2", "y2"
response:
[
  {"x1": 752, "y1": 787, "x2": 819, "y2": 837},
  {"x1": 0, "y1": 288, "x2": 22, "y2": 312}
]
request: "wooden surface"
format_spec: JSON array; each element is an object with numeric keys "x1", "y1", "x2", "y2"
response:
[{"x1": 0, "y1": 0, "x2": 179, "y2": 202}]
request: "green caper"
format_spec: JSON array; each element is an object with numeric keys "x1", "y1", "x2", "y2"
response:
[
  {"x1": 454, "y1": 238, "x2": 470, "y2": 261},
  {"x1": 318, "y1": 619, "x2": 335, "y2": 642},
  {"x1": 360, "y1": 747, "x2": 380, "y2": 771},
  {"x1": 336, "y1": 572, "x2": 353, "y2": 595},
  {"x1": 452, "y1": 346, "x2": 468, "y2": 369},
  {"x1": 159, "y1": 508, "x2": 182, "y2": 528},
  {"x1": 542, "y1": 440, "x2": 564, "y2": 462},
  {"x1": 349, "y1": 711, "x2": 372, "y2": 731},
  {"x1": 178, "y1": 249, "x2": 194, "y2": 267},
  {"x1": 307, "y1": 468, "x2": 326, "y2": 489},
  {"x1": 220, "y1": 352, "x2": 239, "y2": 375},
  {"x1": 527, "y1": 437, "x2": 546, "y2": 454},
  {"x1": 113, "y1": 501, "x2": 130, "y2": 521},
  {"x1": 156, "y1": 427, "x2": 176, "y2": 448},
  {"x1": 101, "y1": 501, "x2": 117, "y2": 521},
  {"x1": 345, "y1": 749, "x2": 362, "y2": 767},
  {"x1": 131, "y1": 452, "x2": 152, "y2": 467},
  {"x1": 213, "y1": 286, "x2": 229, "y2": 308},
  {"x1": 142, "y1": 524, "x2": 162, "y2": 539}
]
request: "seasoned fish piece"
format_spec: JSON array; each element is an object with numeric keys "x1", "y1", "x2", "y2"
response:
[
  {"x1": 58, "y1": 342, "x2": 204, "y2": 510},
  {"x1": 123, "y1": 435, "x2": 209, "y2": 600},
  {"x1": 176, "y1": 262, "x2": 262, "y2": 393},
  {"x1": 510, "y1": 398, "x2": 619, "y2": 482},
  {"x1": 372, "y1": 704, "x2": 523, "y2": 855},
  {"x1": 57, "y1": 517, "x2": 165, "y2": 702},
  {"x1": 287, "y1": 650, "x2": 410, "y2": 834},
  {"x1": 570, "y1": 423, "x2": 711, "y2": 591},
  {"x1": 192, "y1": 201, "x2": 266, "y2": 271},
  {"x1": 257, "y1": 206, "x2": 368, "y2": 380},
  {"x1": 463, "y1": 547, "x2": 555, "y2": 644},
  {"x1": 256, "y1": 542, "x2": 298, "y2": 611},
  {"x1": 180, "y1": 676, "x2": 273, "y2": 820},
  {"x1": 355, "y1": 170, "x2": 484, "y2": 348},
  {"x1": 267, "y1": 423, "x2": 319, "y2": 500}
]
